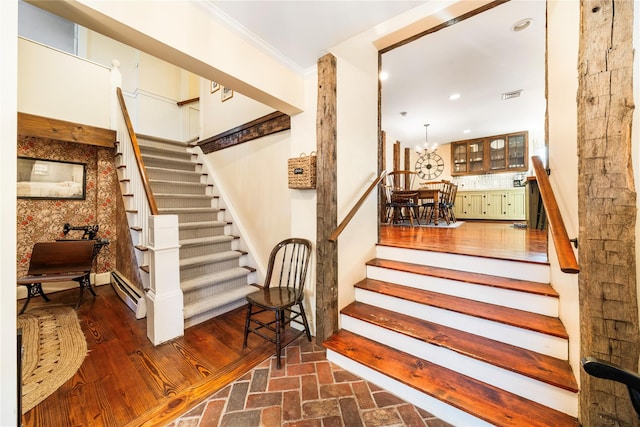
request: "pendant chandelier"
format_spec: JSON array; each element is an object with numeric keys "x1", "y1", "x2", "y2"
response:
[{"x1": 416, "y1": 123, "x2": 438, "y2": 154}]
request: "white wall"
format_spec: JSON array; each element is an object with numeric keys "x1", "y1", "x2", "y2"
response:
[
  {"x1": 330, "y1": 34, "x2": 380, "y2": 311},
  {"x1": 290, "y1": 70, "x2": 319, "y2": 333},
  {"x1": 547, "y1": 0, "x2": 580, "y2": 375},
  {"x1": 1, "y1": 1, "x2": 18, "y2": 424},
  {"x1": 200, "y1": 79, "x2": 275, "y2": 137},
  {"x1": 205, "y1": 128, "x2": 293, "y2": 279},
  {"x1": 28, "y1": 0, "x2": 305, "y2": 115},
  {"x1": 18, "y1": 37, "x2": 111, "y2": 128}
]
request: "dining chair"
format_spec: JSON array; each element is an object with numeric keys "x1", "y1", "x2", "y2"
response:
[
  {"x1": 386, "y1": 170, "x2": 425, "y2": 225},
  {"x1": 387, "y1": 170, "x2": 416, "y2": 191},
  {"x1": 419, "y1": 180, "x2": 445, "y2": 223},
  {"x1": 423, "y1": 180, "x2": 455, "y2": 225},
  {"x1": 243, "y1": 238, "x2": 312, "y2": 369},
  {"x1": 445, "y1": 182, "x2": 459, "y2": 223}
]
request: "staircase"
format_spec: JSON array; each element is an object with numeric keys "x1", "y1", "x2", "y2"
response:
[
  {"x1": 324, "y1": 245, "x2": 579, "y2": 426},
  {"x1": 123, "y1": 134, "x2": 256, "y2": 328}
]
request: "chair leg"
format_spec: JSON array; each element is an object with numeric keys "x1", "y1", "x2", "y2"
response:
[
  {"x1": 75, "y1": 274, "x2": 95, "y2": 309},
  {"x1": 298, "y1": 303, "x2": 312, "y2": 341},
  {"x1": 19, "y1": 283, "x2": 50, "y2": 315},
  {"x1": 243, "y1": 303, "x2": 253, "y2": 348},
  {"x1": 275, "y1": 309, "x2": 283, "y2": 369}
]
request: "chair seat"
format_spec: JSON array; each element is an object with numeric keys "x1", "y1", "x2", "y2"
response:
[{"x1": 246, "y1": 288, "x2": 297, "y2": 310}]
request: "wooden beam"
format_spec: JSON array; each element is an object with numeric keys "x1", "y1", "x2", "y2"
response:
[
  {"x1": 404, "y1": 147, "x2": 411, "y2": 176},
  {"x1": 198, "y1": 111, "x2": 290, "y2": 154},
  {"x1": 17, "y1": 112, "x2": 116, "y2": 148},
  {"x1": 315, "y1": 53, "x2": 338, "y2": 343},
  {"x1": 577, "y1": 1, "x2": 638, "y2": 425}
]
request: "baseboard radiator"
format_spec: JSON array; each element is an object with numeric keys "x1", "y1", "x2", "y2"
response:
[{"x1": 110, "y1": 271, "x2": 146, "y2": 319}]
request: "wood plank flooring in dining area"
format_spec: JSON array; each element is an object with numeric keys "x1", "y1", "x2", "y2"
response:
[
  {"x1": 19, "y1": 220, "x2": 547, "y2": 426},
  {"x1": 380, "y1": 220, "x2": 548, "y2": 264}
]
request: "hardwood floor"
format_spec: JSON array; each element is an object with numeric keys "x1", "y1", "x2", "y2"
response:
[
  {"x1": 19, "y1": 220, "x2": 547, "y2": 426},
  {"x1": 19, "y1": 286, "x2": 280, "y2": 427},
  {"x1": 380, "y1": 220, "x2": 548, "y2": 264}
]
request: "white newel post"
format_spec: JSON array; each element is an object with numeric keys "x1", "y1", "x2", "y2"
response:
[
  {"x1": 110, "y1": 59, "x2": 122, "y2": 130},
  {"x1": 146, "y1": 214, "x2": 184, "y2": 345}
]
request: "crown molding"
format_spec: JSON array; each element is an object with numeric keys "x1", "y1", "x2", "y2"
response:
[{"x1": 201, "y1": 1, "x2": 305, "y2": 76}]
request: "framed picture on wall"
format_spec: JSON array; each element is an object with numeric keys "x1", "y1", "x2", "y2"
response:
[
  {"x1": 17, "y1": 157, "x2": 86, "y2": 200},
  {"x1": 210, "y1": 81, "x2": 220, "y2": 93},
  {"x1": 221, "y1": 86, "x2": 234, "y2": 102}
]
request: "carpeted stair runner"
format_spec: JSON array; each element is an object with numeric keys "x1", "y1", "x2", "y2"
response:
[{"x1": 136, "y1": 134, "x2": 256, "y2": 327}]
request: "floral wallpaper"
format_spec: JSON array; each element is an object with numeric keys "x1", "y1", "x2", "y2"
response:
[{"x1": 16, "y1": 136, "x2": 117, "y2": 278}]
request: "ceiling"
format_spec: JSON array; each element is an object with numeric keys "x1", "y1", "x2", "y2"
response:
[
  {"x1": 209, "y1": 1, "x2": 425, "y2": 71},
  {"x1": 210, "y1": 1, "x2": 546, "y2": 148}
]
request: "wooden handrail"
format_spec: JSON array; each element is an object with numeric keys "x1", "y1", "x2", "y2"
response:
[
  {"x1": 116, "y1": 87, "x2": 159, "y2": 215},
  {"x1": 328, "y1": 171, "x2": 387, "y2": 242},
  {"x1": 531, "y1": 156, "x2": 579, "y2": 273},
  {"x1": 177, "y1": 97, "x2": 199, "y2": 107}
]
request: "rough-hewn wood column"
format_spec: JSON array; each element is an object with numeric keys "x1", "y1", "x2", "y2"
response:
[
  {"x1": 315, "y1": 53, "x2": 338, "y2": 343},
  {"x1": 578, "y1": 1, "x2": 638, "y2": 425}
]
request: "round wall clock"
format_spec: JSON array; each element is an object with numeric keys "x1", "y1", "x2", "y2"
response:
[{"x1": 415, "y1": 152, "x2": 445, "y2": 180}]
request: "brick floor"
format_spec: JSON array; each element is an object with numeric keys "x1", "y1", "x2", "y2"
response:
[{"x1": 168, "y1": 338, "x2": 452, "y2": 427}]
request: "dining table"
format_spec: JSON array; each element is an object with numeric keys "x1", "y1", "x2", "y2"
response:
[{"x1": 391, "y1": 188, "x2": 440, "y2": 225}]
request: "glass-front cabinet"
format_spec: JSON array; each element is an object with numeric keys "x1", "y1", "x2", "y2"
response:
[
  {"x1": 450, "y1": 131, "x2": 528, "y2": 176},
  {"x1": 507, "y1": 133, "x2": 527, "y2": 169},
  {"x1": 489, "y1": 137, "x2": 506, "y2": 170},
  {"x1": 452, "y1": 143, "x2": 467, "y2": 174}
]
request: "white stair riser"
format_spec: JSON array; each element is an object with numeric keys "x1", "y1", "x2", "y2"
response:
[
  {"x1": 147, "y1": 169, "x2": 202, "y2": 183},
  {"x1": 156, "y1": 197, "x2": 212, "y2": 209},
  {"x1": 184, "y1": 298, "x2": 247, "y2": 328},
  {"x1": 179, "y1": 227, "x2": 226, "y2": 240},
  {"x1": 151, "y1": 183, "x2": 207, "y2": 195},
  {"x1": 180, "y1": 242, "x2": 233, "y2": 259},
  {"x1": 126, "y1": 211, "x2": 138, "y2": 225},
  {"x1": 376, "y1": 245, "x2": 550, "y2": 283},
  {"x1": 180, "y1": 260, "x2": 241, "y2": 281},
  {"x1": 340, "y1": 315, "x2": 578, "y2": 416},
  {"x1": 326, "y1": 350, "x2": 492, "y2": 427},
  {"x1": 134, "y1": 248, "x2": 147, "y2": 267},
  {"x1": 144, "y1": 158, "x2": 195, "y2": 171},
  {"x1": 355, "y1": 288, "x2": 568, "y2": 359},
  {"x1": 366, "y1": 266, "x2": 558, "y2": 317}
]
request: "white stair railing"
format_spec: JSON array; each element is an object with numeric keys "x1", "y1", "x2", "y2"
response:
[{"x1": 111, "y1": 63, "x2": 183, "y2": 345}]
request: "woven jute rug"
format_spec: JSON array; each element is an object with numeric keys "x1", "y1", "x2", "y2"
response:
[{"x1": 17, "y1": 305, "x2": 87, "y2": 413}]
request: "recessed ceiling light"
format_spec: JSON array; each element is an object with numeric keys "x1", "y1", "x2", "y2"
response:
[
  {"x1": 463, "y1": 129, "x2": 471, "y2": 134},
  {"x1": 379, "y1": 71, "x2": 389, "y2": 81},
  {"x1": 449, "y1": 93, "x2": 461, "y2": 101},
  {"x1": 512, "y1": 18, "x2": 532, "y2": 32}
]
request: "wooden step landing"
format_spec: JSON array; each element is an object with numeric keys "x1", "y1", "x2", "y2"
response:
[
  {"x1": 355, "y1": 278, "x2": 568, "y2": 339},
  {"x1": 324, "y1": 330, "x2": 579, "y2": 427},
  {"x1": 367, "y1": 258, "x2": 558, "y2": 297},
  {"x1": 342, "y1": 301, "x2": 578, "y2": 392}
]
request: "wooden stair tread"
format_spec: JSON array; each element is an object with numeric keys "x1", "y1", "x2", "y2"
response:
[
  {"x1": 367, "y1": 257, "x2": 558, "y2": 297},
  {"x1": 342, "y1": 301, "x2": 577, "y2": 392},
  {"x1": 324, "y1": 330, "x2": 578, "y2": 427},
  {"x1": 355, "y1": 278, "x2": 568, "y2": 339}
]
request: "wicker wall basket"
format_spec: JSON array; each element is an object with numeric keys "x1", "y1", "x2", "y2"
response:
[{"x1": 288, "y1": 152, "x2": 317, "y2": 189}]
